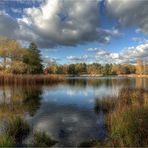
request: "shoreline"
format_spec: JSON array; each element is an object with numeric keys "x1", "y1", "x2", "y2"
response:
[
  {"x1": 118, "y1": 74, "x2": 148, "y2": 78},
  {"x1": 65, "y1": 74, "x2": 148, "y2": 78}
]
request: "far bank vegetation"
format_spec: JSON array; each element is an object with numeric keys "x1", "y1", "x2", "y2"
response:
[{"x1": 0, "y1": 37, "x2": 148, "y2": 76}]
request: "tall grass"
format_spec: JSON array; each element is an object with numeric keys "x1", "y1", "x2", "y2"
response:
[
  {"x1": 2, "y1": 116, "x2": 30, "y2": 145},
  {"x1": 109, "y1": 107, "x2": 148, "y2": 147},
  {"x1": 94, "y1": 97, "x2": 115, "y2": 114},
  {"x1": 0, "y1": 74, "x2": 64, "y2": 85},
  {"x1": 107, "y1": 88, "x2": 148, "y2": 147},
  {"x1": 0, "y1": 135, "x2": 14, "y2": 147},
  {"x1": 32, "y1": 131, "x2": 57, "y2": 147}
]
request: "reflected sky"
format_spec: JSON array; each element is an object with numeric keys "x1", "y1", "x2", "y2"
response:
[{"x1": 27, "y1": 102, "x2": 107, "y2": 147}]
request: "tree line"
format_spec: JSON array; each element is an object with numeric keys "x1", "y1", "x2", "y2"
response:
[
  {"x1": 46, "y1": 63, "x2": 135, "y2": 75},
  {"x1": 0, "y1": 37, "x2": 147, "y2": 75},
  {"x1": 46, "y1": 60, "x2": 148, "y2": 75}
]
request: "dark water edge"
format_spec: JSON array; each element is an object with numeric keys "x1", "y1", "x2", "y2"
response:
[{"x1": 0, "y1": 77, "x2": 148, "y2": 147}]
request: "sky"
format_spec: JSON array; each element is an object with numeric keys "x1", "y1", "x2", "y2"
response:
[{"x1": 0, "y1": 0, "x2": 148, "y2": 65}]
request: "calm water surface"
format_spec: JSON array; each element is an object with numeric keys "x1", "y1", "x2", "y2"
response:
[{"x1": 0, "y1": 77, "x2": 148, "y2": 146}]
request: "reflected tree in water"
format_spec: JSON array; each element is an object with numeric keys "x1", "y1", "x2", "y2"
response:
[
  {"x1": 0, "y1": 85, "x2": 42, "y2": 117},
  {"x1": 22, "y1": 86, "x2": 42, "y2": 116}
]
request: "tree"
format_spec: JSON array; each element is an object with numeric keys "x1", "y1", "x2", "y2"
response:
[
  {"x1": 23, "y1": 42, "x2": 43, "y2": 74},
  {"x1": 136, "y1": 60, "x2": 144, "y2": 75},
  {"x1": 103, "y1": 64, "x2": 112, "y2": 75},
  {"x1": 0, "y1": 37, "x2": 21, "y2": 70},
  {"x1": 68, "y1": 64, "x2": 78, "y2": 75},
  {"x1": 7, "y1": 61, "x2": 28, "y2": 74},
  {"x1": 0, "y1": 37, "x2": 25, "y2": 70}
]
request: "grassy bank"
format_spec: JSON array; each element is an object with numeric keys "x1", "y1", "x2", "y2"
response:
[
  {"x1": 107, "y1": 88, "x2": 148, "y2": 147},
  {"x1": 0, "y1": 74, "x2": 64, "y2": 85}
]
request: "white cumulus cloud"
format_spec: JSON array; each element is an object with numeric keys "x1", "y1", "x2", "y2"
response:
[
  {"x1": 106, "y1": 0, "x2": 148, "y2": 34},
  {"x1": 0, "y1": 0, "x2": 122, "y2": 48}
]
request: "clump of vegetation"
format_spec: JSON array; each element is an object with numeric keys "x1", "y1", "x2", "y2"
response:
[
  {"x1": 4, "y1": 117, "x2": 30, "y2": 144},
  {"x1": 32, "y1": 131, "x2": 57, "y2": 147},
  {"x1": 94, "y1": 97, "x2": 115, "y2": 114},
  {"x1": 106, "y1": 88, "x2": 148, "y2": 147},
  {"x1": 101, "y1": 97, "x2": 115, "y2": 113},
  {"x1": 79, "y1": 139, "x2": 98, "y2": 147},
  {"x1": 0, "y1": 135, "x2": 14, "y2": 147},
  {"x1": 109, "y1": 107, "x2": 148, "y2": 147}
]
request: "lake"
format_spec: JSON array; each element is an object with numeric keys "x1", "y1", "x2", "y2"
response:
[{"x1": 0, "y1": 76, "x2": 148, "y2": 147}]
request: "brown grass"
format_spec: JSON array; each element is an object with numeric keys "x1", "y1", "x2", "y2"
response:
[
  {"x1": 106, "y1": 88, "x2": 148, "y2": 147},
  {"x1": 0, "y1": 74, "x2": 64, "y2": 85}
]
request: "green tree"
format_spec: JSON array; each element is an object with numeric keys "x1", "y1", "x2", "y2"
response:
[
  {"x1": 103, "y1": 64, "x2": 112, "y2": 75},
  {"x1": 68, "y1": 64, "x2": 78, "y2": 75},
  {"x1": 23, "y1": 42, "x2": 43, "y2": 74}
]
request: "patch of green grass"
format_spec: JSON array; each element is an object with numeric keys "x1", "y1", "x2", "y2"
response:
[
  {"x1": 33, "y1": 131, "x2": 57, "y2": 147},
  {"x1": 0, "y1": 135, "x2": 14, "y2": 147}
]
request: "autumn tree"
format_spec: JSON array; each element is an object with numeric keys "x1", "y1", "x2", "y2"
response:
[
  {"x1": 136, "y1": 60, "x2": 144, "y2": 75},
  {"x1": 0, "y1": 37, "x2": 9, "y2": 69},
  {"x1": 0, "y1": 37, "x2": 27, "y2": 72}
]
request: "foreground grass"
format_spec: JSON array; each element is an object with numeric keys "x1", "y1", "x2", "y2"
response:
[
  {"x1": 0, "y1": 117, "x2": 58, "y2": 147},
  {"x1": 0, "y1": 74, "x2": 64, "y2": 85},
  {"x1": 4, "y1": 117, "x2": 30, "y2": 144},
  {"x1": 107, "y1": 89, "x2": 148, "y2": 147},
  {"x1": 33, "y1": 131, "x2": 57, "y2": 147},
  {"x1": 0, "y1": 117, "x2": 30, "y2": 146},
  {"x1": 0, "y1": 135, "x2": 14, "y2": 147},
  {"x1": 109, "y1": 107, "x2": 148, "y2": 147}
]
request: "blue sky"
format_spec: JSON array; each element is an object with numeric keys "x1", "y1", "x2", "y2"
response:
[{"x1": 0, "y1": 0, "x2": 148, "y2": 64}]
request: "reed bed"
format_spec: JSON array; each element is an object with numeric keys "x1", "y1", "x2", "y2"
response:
[
  {"x1": 94, "y1": 97, "x2": 116, "y2": 114},
  {"x1": 107, "y1": 88, "x2": 148, "y2": 147},
  {"x1": 0, "y1": 74, "x2": 64, "y2": 85}
]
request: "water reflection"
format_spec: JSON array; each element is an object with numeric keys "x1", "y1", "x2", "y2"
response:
[
  {"x1": 0, "y1": 85, "x2": 42, "y2": 118},
  {"x1": 28, "y1": 103, "x2": 104, "y2": 147},
  {"x1": 0, "y1": 77, "x2": 148, "y2": 146},
  {"x1": 22, "y1": 86, "x2": 42, "y2": 116}
]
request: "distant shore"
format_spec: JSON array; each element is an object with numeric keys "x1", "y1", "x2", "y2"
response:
[
  {"x1": 65, "y1": 74, "x2": 148, "y2": 78},
  {"x1": 118, "y1": 74, "x2": 148, "y2": 78}
]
